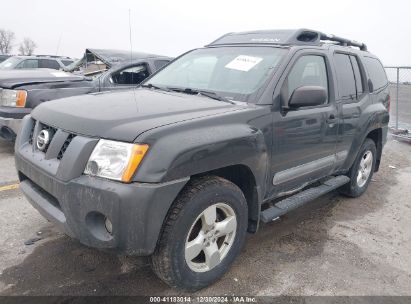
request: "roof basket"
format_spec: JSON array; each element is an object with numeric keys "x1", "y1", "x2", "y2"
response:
[{"x1": 207, "y1": 29, "x2": 367, "y2": 51}]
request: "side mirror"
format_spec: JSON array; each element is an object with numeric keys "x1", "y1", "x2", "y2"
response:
[
  {"x1": 288, "y1": 86, "x2": 327, "y2": 108},
  {"x1": 368, "y1": 79, "x2": 374, "y2": 93}
]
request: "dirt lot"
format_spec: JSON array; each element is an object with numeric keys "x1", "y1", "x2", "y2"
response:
[{"x1": 0, "y1": 137, "x2": 410, "y2": 296}]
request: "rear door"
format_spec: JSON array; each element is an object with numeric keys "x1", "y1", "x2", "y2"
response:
[
  {"x1": 270, "y1": 50, "x2": 339, "y2": 196},
  {"x1": 333, "y1": 52, "x2": 371, "y2": 171}
]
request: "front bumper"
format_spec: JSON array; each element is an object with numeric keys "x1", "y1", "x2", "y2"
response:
[
  {"x1": 0, "y1": 106, "x2": 31, "y2": 140},
  {"x1": 0, "y1": 116, "x2": 21, "y2": 140},
  {"x1": 15, "y1": 115, "x2": 188, "y2": 255}
]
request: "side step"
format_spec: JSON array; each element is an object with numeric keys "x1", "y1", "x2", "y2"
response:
[{"x1": 260, "y1": 175, "x2": 350, "y2": 223}]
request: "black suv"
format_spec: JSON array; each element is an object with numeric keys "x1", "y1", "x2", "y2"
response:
[{"x1": 14, "y1": 29, "x2": 390, "y2": 290}]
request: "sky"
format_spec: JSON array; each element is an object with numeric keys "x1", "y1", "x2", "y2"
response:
[{"x1": 0, "y1": 0, "x2": 410, "y2": 66}]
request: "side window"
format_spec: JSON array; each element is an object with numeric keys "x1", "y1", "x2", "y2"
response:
[
  {"x1": 286, "y1": 55, "x2": 328, "y2": 104},
  {"x1": 110, "y1": 64, "x2": 149, "y2": 85},
  {"x1": 61, "y1": 60, "x2": 74, "y2": 66},
  {"x1": 154, "y1": 60, "x2": 170, "y2": 71},
  {"x1": 350, "y1": 55, "x2": 363, "y2": 96},
  {"x1": 16, "y1": 59, "x2": 39, "y2": 69},
  {"x1": 334, "y1": 53, "x2": 356, "y2": 100},
  {"x1": 39, "y1": 59, "x2": 61, "y2": 70},
  {"x1": 363, "y1": 57, "x2": 388, "y2": 91}
]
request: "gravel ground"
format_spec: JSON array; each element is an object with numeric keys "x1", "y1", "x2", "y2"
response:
[{"x1": 0, "y1": 137, "x2": 410, "y2": 296}]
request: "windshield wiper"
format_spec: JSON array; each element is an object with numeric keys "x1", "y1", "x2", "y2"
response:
[
  {"x1": 167, "y1": 87, "x2": 234, "y2": 104},
  {"x1": 141, "y1": 83, "x2": 170, "y2": 92}
]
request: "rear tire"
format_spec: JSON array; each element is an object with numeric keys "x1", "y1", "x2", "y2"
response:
[
  {"x1": 340, "y1": 139, "x2": 377, "y2": 197},
  {"x1": 151, "y1": 176, "x2": 248, "y2": 291}
]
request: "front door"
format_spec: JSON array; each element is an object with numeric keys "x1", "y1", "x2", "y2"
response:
[{"x1": 270, "y1": 51, "x2": 339, "y2": 197}]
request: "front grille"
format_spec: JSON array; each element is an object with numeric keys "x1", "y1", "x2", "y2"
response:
[
  {"x1": 39, "y1": 124, "x2": 57, "y2": 154},
  {"x1": 28, "y1": 121, "x2": 35, "y2": 145},
  {"x1": 57, "y1": 133, "x2": 76, "y2": 160},
  {"x1": 28, "y1": 119, "x2": 76, "y2": 161}
]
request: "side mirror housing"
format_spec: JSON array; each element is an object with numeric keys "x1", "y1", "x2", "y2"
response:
[{"x1": 288, "y1": 86, "x2": 327, "y2": 108}]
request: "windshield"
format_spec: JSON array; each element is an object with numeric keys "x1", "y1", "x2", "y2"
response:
[
  {"x1": 0, "y1": 57, "x2": 21, "y2": 70},
  {"x1": 145, "y1": 46, "x2": 287, "y2": 102}
]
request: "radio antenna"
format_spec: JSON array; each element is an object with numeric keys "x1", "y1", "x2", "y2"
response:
[
  {"x1": 128, "y1": 9, "x2": 133, "y2": 62},
  {"x1": 55, "y1": 33, "x2": 62, "y2": 55}
]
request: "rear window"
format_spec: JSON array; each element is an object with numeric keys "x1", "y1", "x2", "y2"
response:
[
  {"x1": 154, "y1": 60, "x2": 170, "y2": 70},
  {"x1": 363, "y1": 57, "x2": 388, "y2": 91}
]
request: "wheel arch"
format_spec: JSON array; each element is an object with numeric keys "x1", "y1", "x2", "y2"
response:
[{"x1": 193, "y1": 164, "x2": 262, "y2": 233}]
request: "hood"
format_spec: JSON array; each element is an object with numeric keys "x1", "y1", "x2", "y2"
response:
[
  {"x1": 32, "y1": 88, "x2": 243, "y2": 142},
  {"x1": 0, "y1": 69, "x2": 84, "y2": 89}
]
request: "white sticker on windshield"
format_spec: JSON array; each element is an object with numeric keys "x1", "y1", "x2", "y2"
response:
[
  {"x1": 51, "y1": 71, "x2": 70, "y2": 77},
  {"x1": 225, "y1": 55, "x2": 263, "y2": 72}
]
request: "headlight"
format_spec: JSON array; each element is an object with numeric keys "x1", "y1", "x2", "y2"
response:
[
  {"x1": 84, "y1": 140, "x2": 149, "y2": 183},
  {"x1": 0, "y1": 89, "x2": 27, "y2": 107}
]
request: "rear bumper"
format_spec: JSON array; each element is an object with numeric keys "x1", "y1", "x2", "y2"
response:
[{"x1": 15, "y1": 115, "x2": 189, "y2": 255}]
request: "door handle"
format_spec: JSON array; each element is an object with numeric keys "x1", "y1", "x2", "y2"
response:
[{"x1": 326, "y1": 114, "x2": 337, "y2": 124}]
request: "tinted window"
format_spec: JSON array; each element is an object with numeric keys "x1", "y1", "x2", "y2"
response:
[
  {"x1": 350, "y1": 56, "x2": 363, "y2": 96},
  {"x1": 111, "y1": 64, "x2": 149, "y2": 85},
  {"x1": 154, "y1": 60, "x2": 170, "y2": 70},
  {"x1": 16, "y1": 59, "x2": 39, "y2": 69},
  {"x1": 61, "y1": 60, "x2": 74, "y2": 66},
  {"x1": 286, "y1": 55, "x2": 328, "y2": 103},
  {"x1": 363, "y1": 57, "x2": 388, "y2": 90},
  {"x1": 39, "y1": 59, "x2": 60, "y2": 70},
  {"x1": 334, "y1": 53, "x2": 356, "y2": 100}
]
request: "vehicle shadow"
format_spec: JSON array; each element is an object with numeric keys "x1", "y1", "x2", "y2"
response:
[{"x1": 0, "y1": 188, "x2": 385, "y2": 296}]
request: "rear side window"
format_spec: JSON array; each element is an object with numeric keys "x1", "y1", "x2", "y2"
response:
[
  {"x1": 110, "y1": 64, "x2": 149, "y2": 85},
  {"x1": 286, "y1": 55, "x2": 328, "y2": 103},
  {"x1": 39, "y1": 59, "x2": 61, "y2": 70},
  {"x1": 61, "y1": 60, "x2": 74, "y2": 66},
  {"x1": 350, "y1": 56, "x2": 363, "y2": 95},
  {"x1": 363, "y1": 57, "x2": 388, "y2": 91},
  {"x1": 334, "y1": 53, "x2": 356, "y2": 100},
  {"x1": 154, "y1": 60, "x2": 170, "y2": 70}
]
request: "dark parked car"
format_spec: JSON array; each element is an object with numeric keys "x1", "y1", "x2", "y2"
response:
[
  {"x1": 0, "y1": 55, "x2": 74, "y2": 70},
  {"x1": 15, "y1": 29, "x2": 389, "y2": 290},
  {"x1": 0, "y1": 55, "x2": 11, "y2": 63},
  {"x1": 0, "y1": 49, "x2": 171, "y2": 140}
]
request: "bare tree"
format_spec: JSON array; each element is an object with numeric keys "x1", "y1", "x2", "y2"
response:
[
  {"x1": 0, "y1": 29, "x2": 15, "y2": 54},
  {"x1": 18, "y1": 38, "x2": 37, "y2": 56}
]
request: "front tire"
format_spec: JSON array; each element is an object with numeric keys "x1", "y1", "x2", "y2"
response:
[
  {"x1": 151, "y1": 176, "x2": 248, "y2": 291},
  {"x1": 340, "y1": 138, "x2": 377, "y2": 197}
]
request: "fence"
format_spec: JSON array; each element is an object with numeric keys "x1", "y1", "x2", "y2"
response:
[{"x1": 384, "y1": 67, "x2": 411, "y2": 134}]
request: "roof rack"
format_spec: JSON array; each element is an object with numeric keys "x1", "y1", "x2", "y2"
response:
[
  {"x1": 207, "y1": 29, "x2": 367, "y2": 51},
  {"x1": 34, "y1": 55, "x2": 72, "y2": 59},
  {"x1": 319, "y1": 32, "x2": 367, "y2": 51}
]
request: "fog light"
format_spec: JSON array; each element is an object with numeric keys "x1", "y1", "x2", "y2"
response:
[{"x1": 105, "y1": 217, "x2": 113, "y2": 235}]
